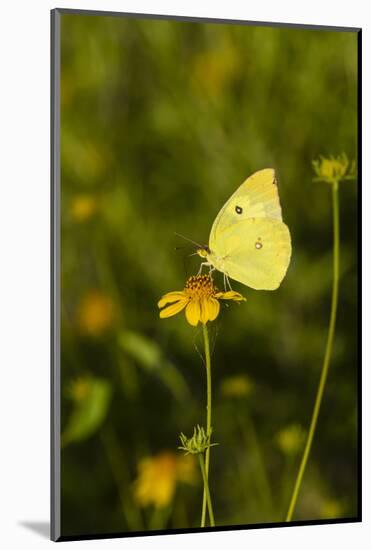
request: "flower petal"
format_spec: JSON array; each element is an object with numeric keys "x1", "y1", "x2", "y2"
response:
[
  {"x1": 159, "y1": 299, "x2": 188, "y2": 319},
  {"x1": 185, "y1": 299, "x2": 201, "y2": 326},
  {"x1": 200, "y1": 297, "x2": 210, "y2": 324},
  {"x1": 158, "y1": 291, "x2": 186, "y2": 309},
  {"x1": 207, "y1": 298, "x2": 220, "y2": 322},
  {"x1": 215, "y1": 290, "x2": 246, "y2": 302}
]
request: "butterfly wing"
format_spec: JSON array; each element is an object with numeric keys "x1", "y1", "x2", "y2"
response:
[
  {"x1": 209, "y1": 218, "x2": 291, "y2": 290},
  {"x1": 209, "y1": 168, "x2": 283, "y2": 245}
]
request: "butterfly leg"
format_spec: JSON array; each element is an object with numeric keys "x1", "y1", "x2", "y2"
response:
[
  {"x1": 223, "y1": 272, "x2": 227, "y2": 291},
  {"x1": 225, "y1": 273, "x2": 234, "y2": 291},
  {"x1": 197, "y1": 261, "x2": 212, "y2": 276}
]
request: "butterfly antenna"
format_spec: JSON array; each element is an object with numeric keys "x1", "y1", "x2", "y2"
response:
[{"x1": 174, "y1": 232, "x2": 202, "y2": 248}]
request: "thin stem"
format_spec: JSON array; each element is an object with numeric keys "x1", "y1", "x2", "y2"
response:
[
  {"x1": 201, "y1": 323, "x2": 212, "y2": 527},
  {"x1": 286, "y1": 181, "x2": 340, "y2": 521},
  {"x1": 198, "y1": 453, "x2": 215, "y2": 527}
]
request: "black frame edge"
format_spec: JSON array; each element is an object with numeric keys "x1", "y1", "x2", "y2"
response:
[
  {"x1": 356, "y1": 28, "x2": 362, "y2": 523},
  {"x1": 58, "y1": 517, "x2": 361, "y2": 543}
]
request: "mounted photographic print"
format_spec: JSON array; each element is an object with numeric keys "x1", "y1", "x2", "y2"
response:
[{"x1": 51, "y1": 8, "x2": 361, "y2": 542}]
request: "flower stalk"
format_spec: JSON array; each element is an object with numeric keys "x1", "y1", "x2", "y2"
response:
[
  {"x1": 160, "y1": 275, "x2": 245, "y2": 528},
  {"x1": 178, "y1": 425, "x2": 217, "y2": 527},
  {"x1": 286, "y1": 153, "x2": 356, "y2": 521},
  {"x1": 201, "y1": 323, "x2": 212, "y2": 527},
  {"x1": 198, "y1": 453, "x2": 215, "y2": 527}
]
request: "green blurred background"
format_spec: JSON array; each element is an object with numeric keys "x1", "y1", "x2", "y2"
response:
[{"x1": 60, "y1": 12, "x2": 358, "y2": 538}]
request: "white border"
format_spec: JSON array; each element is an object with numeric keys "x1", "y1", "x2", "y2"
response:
[{"x1": 1, "y1": 1, "x2": 369, "y2": 548}]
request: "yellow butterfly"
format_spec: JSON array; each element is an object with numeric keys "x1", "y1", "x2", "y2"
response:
[{"x1": 197, "y1": 168, "x2": 292, "y2": 290}]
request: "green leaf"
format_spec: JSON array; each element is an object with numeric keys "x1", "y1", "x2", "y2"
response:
[
  {"x1": 62, "y1": 378, "x2": 112, "y2": 447},
  {"x1": 119, "y1": 331, "x2": 161, "y2": 370},
  {"x1": 118, "y1": 331, "x2": 190, "y2": 402}
]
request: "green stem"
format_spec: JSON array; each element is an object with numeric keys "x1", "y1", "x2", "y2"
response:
[
  {"x1": 198, "y1": 453, "x2": 215, "y2": 527},
  {"x1": 201, "y1": 323, "x2": 212, "y2": 527},
  {"x1": 286, "y1": 181, "x2": 340, "y2": 521}
]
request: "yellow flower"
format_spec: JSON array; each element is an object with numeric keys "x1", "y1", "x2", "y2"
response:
[
  {"x1": 70, "y1": 194, "x2": 98, "y2": 222},
  {"x1": 68, "y1": 376, "x2": 91, "y2": 401},
  {"x1": 192, "y1": 44, "x2": 239, "y2": 98},
  {"x1": 312, "y1": 153, "x2": 356, "y2": 184},
  {"x1": 133, "y1": 452, "x2": 196, "y2": 509},
  {"x1": 220, "y1": 374, "x2": 254, "y2": 398},
  {"x1": 158, "y1": 274, "x2": 245, "y2": 327},
  {"x1": 275, "y1": 424, "x2": 306, "y2": 456},
  {"x1": 77, "y1": 290, "x2": 116, "y2": 336},
  {"x1": 320, "y1": 498, "x2": 344, "y2": 519}
]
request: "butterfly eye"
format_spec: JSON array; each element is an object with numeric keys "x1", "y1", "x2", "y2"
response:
[{"x1": 235, "y1": 206, "x2": 243, "y2": 214}]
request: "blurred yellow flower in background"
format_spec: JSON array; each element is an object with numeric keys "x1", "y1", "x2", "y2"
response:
[
  {"x1": 70, "y1": 194, "x2": 98, "y2": 222},
  {"x1": 192, "y1": 43, "x2": 239, "y2": 97},
  {"x1": 220, "y1": 374, "x2": 254, "y2": 398},
  {"x1": 275, "y1": 424, "x2": 306, "y2": 456},
  {"x1": 68, "y1": 376, "x2": 91, "y2": 401},
  {"x1": 61, "y1": 73, "x2": 75, "y2": 108},
  {"x1": 133, "y1": 452, "x2": 197, "y2": 509},
  {"x1": 158, "y1": 274, "x2": 245, "y2": 327},
  {"x1": 320, "y1": 498, "x2": 344, "y2": 519},
  {"x1": 77, "y1": 290, "x2": 116, "y2": 336}
]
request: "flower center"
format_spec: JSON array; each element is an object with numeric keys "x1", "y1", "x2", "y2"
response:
[{"x1": 184, "y1": 274, "x2": 217, "y2": 299}]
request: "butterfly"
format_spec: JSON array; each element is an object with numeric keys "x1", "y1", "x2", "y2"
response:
[{"x1": 197, "y1": 168, "x2": 292, "y2": 290}]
